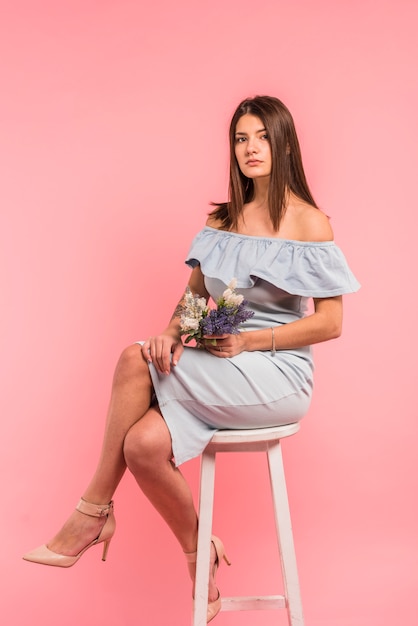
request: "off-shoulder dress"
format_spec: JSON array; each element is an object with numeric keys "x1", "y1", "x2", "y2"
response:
[{"x1": 144, "y1": 227, "x2": 360, "y2": 466}]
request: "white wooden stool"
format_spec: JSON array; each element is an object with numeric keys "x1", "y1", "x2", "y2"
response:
[{"x1": 193, "y1": 423, "x2": 304, "y2": 626}]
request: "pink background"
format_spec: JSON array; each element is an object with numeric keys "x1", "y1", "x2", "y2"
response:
[{"x1": 1, "y1": 1, "x2": 417, "y2": 624}]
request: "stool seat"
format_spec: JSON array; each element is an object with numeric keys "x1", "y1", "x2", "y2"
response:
[
  {"x1": 193, "y1": 422, "x2": 304, "y2": 625},
  {"x1": 207, "y1": 422, "x2": 300, "y2": 448}
]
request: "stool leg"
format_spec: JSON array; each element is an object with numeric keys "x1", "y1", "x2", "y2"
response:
[
  {"x1": 267, "y1": 441, "x2": 304, "y2": 626},
  {"x1": 193, "y1": 448, "x2": 216, "y2": 626}
]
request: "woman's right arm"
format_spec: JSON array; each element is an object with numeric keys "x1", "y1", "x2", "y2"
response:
[{"x1": 141, "y1": 266, "x2": 208, "y2": 375}]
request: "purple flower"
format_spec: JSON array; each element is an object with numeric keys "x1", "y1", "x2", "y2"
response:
[{"x1": 200, "y1": 301, "x2": 254, "y2": 336}]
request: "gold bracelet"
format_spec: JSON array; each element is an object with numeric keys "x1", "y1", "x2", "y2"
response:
[{"x1": 271, "y1": 327, "x2": 276, "y2": 356}]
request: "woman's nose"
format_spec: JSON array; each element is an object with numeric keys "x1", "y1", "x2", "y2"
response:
[{"x1": 246, "y1": 139, "x2": 257, "y2": 154}]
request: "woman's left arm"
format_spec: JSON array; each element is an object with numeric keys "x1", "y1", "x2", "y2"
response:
[
  {"x1": 204, "y1": 296, "x2": 343, "y2": 356},
  {"x1": 260, "y1": 295, "x2": 343, "y2": 350}
]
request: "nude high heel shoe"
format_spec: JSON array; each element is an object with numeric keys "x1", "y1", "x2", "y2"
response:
[
  {"x1": 22, "y1": 498, "x2": 115, "y2": 568},
  {"x1": 185, "y1": 535, "x2": 231, "y2": 623}
]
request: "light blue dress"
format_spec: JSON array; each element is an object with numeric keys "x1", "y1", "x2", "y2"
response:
[{"x1": 146, "y1": 227, "x2": 360, "y2": 466}]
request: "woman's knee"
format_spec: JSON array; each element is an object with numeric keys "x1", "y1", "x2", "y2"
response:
[
  {"x1": 114, "y1": 343, "x2": 148, "y2": 385},
  {"x1": 124, "y1": 416, "x2": 172, "y2": 473}
]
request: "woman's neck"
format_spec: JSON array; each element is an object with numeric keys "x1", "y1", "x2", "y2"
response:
[{"x1": 251, "y1": 177, "x2": 270, "y2": 207}]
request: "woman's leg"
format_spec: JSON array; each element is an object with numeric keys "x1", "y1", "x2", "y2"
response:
[
  {"x1": 123, "y1": 410, "x2": 219, "y2": 602},
  {"x1": 47, "y1": 344, "x2": 153, "y2": 556},
  {"x1": 124, "y1": 408, "x2": 198, "y2": 552}
]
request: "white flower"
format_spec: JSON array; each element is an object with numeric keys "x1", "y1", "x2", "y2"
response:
[
  {"x1": 222, "y1": 278, "x2": 244, "y2": 306},
  {"x1": 224, "y1": 292, "x2": 244, "y2": 306},
  {"x1": 184, "y1": 288, "x2": 195, "y2": 305},
  {"x1": 180, "y1": 317, "x2": 200, "y2": 331},
  {"x1": 195, "y1": 297, "x2": 208, "y2": 313},
  {"x1": 179, "y1": 287, "x2": 209, "y2": 336}
]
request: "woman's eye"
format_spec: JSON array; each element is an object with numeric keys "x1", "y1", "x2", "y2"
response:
[
  {"x1": 261, "y1": 134, "x2": 269, "y2": 140},
  {"x1": 235, "y1": 137, "x2": 246, "y2": 143}
]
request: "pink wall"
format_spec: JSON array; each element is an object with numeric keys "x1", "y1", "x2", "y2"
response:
[{"x1": 2, "y1": 1, "x2": 417, "y2": 624}]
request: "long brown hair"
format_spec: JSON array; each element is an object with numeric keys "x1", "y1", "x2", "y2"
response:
[{"x1": 211, "y1": 95, "x2": 318, "y2": 231}]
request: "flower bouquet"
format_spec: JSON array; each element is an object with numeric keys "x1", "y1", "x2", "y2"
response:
[{"x1": 179, "y1": 278, "x2": 254, "y2": 344}]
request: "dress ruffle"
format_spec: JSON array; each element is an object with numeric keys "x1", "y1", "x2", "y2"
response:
[{"x1": 185, "y1": 227, "x2": 360, "y2": 298}]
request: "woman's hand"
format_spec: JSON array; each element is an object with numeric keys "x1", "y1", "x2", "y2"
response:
[
  {"x1": 141, "y1": 331, "x2": 184, "y2": 375},
  {"x1": 200, "y1": 333, "x2": 246, "y2": 358}
]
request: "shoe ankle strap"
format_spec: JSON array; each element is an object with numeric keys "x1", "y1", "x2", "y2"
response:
[
  {"x1": 76, "y1": 498, "x2": 114, "y2": 518},
  {"x1": 184, "y1": 550, "x2": 197, "y2": 563}
]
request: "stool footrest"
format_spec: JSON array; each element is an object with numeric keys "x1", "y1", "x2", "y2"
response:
[{"x1": 221, "y1": 595, "x2": 286, "y2": 611}]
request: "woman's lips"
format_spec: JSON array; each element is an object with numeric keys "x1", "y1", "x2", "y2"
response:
[{"x1": 246, "y1": 159, "x2": 262, "y2": 165}]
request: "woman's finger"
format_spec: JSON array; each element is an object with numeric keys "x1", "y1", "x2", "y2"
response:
[{"x1": 141, "y1": 338, "x2": 153, "y2": 363}]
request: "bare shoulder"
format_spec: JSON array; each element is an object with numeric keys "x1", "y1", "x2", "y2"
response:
[
  {"x1": 302, "y1": 206, "x2": 334, "y2": 241},
  {"x1": 289, "y1": 201, "x2": 334, "y2": 242}
]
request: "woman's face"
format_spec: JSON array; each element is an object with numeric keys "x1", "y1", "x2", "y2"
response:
[{"x1": 234, "y1": 114, "x2": 272, "y2": 180}]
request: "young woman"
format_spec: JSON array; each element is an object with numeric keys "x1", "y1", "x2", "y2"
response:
[{"x1": 23, "y1": 95, "x2": 360, "y2": 622}]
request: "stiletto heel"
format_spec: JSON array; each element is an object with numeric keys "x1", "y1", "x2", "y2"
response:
[
  {"x1": 101, "y1": 538, "x2": 111, "y2": 562},
  {"x1": 23, "y1": 498, "x2": 115, "y2": 568},
  {"x1": 207, "y1": 535, "x2": 231, "y2": 622},
  {"x1": 211, "y1": 535, "x2": 231, "y2": 567},
  {"x1": 185, "y1": 535, "x2": 231, "y2": 623}
]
